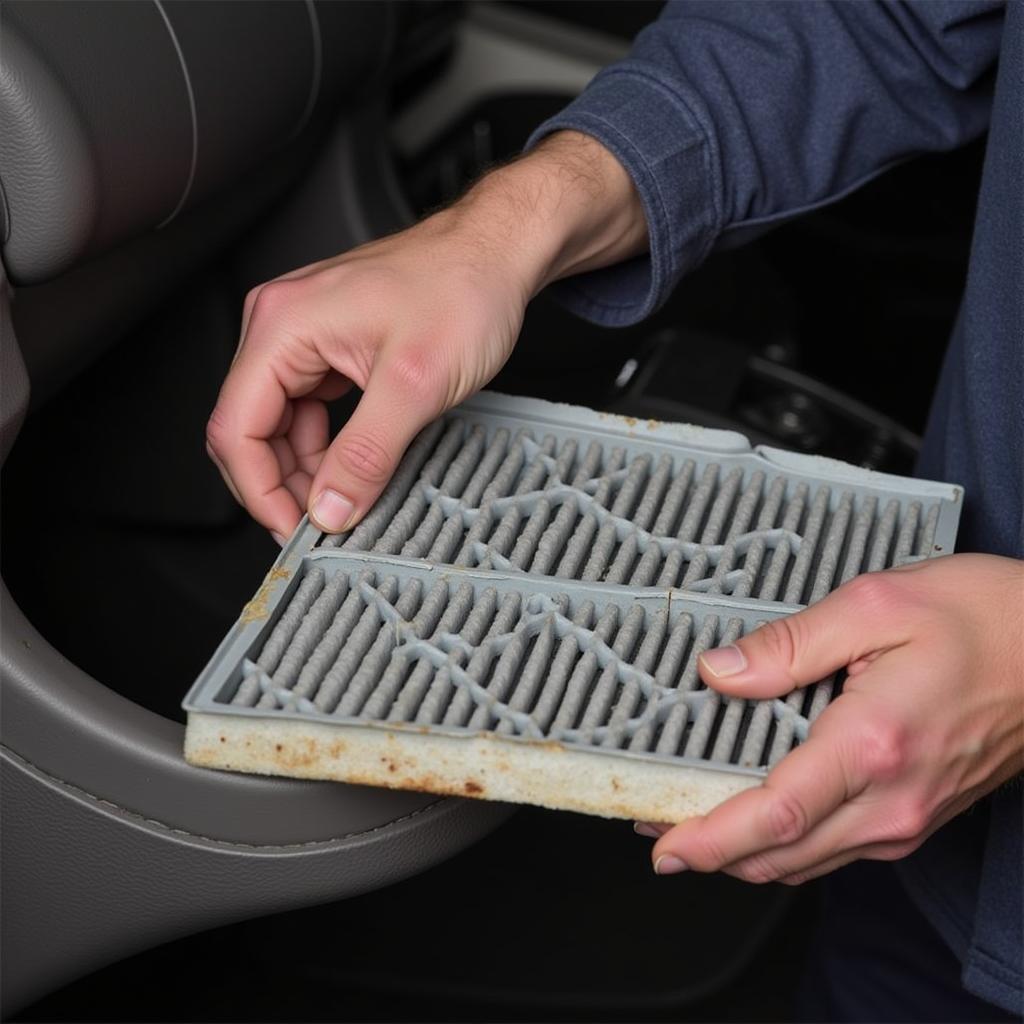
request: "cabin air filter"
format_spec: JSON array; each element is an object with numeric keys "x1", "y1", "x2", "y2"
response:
[{"x1": 183, "y1": 393, "x2": 962, "y2": 822}]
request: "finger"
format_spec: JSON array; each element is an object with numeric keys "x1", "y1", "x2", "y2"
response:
[
  {"x1": 735, "y1": 817, "x2": 940, "y2": 887},
  {"x1": 277, "y1": 398, "x2": 331, "y2": 509},
  {"x1": 206, "y1": 442, "x2": 244, "y2": 506},
  {"x1": 308, "y1": 358, "x2": 443, "y2": 533},
  {"x1": 770, "y1": 798, "x2": 978, "y2": 880},
  {"x1": 747, "y1": 772, "x2": 987, "y2": 887},
  {"x1": 633, "y1": 822, "x2": 671, "y2": 839},
  {"x1": 716, "y1": 794, "x2": 887, "y2": 885},
  {"x1": 207, "y1": 352, "x2": 318, "y2": 535},
  {"x1": 735, "y1": 844, "x2": 872, "y2": 887},
  {"x1": 236, "y1": 264, "x2": 340, "y2": 358},
  {"x1": 309, "y1": 372, "x2": 354, "y2": 403},
  {"x1": 651, "y1": 722, "x2": 853, "y2": 875},
  {"x1": 698, "y1": 572, "x2": 909, "y2": 698},
  {"x1": 237, "y1": 287, "x2": 260, "y2": 355},
  {"x1": 776, "y1": 851, "x2": 882, "y2": 886},
  {"x1": 722, "y1": 828, "x2": 894, "y2": 887},
  {"x1": 270, "y1": 379, "x2": 352, "y2": 506}
]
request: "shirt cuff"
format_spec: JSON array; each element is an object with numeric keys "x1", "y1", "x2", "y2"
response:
[{"x1": 525, "y1": 64, "x2": 722, "y2": 327}]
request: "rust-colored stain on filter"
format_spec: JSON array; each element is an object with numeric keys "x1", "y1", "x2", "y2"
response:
[{"x1": 240, "y1": 567, "x2": 290, "y2": 624}]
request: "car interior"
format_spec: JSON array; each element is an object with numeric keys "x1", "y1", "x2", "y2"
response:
[{"x1": 0, "y1": 2, "x2": 985, "y2": 1020}]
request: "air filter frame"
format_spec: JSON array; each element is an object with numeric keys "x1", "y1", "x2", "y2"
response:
[{"x1": 184, "y1": 393, "x2": 962, "y2": 821}]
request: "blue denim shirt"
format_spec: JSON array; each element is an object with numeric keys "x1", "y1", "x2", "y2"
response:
[{"x1": 527, "y1": 1, "x2": 1022, "y2": 1012}]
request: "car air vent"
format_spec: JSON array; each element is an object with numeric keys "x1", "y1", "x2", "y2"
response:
[{"x1": 183, "y1": 393, "x2": 961, "y2": 821}]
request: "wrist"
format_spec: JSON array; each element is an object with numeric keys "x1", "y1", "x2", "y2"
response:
[{"x1": 443, "y1": 130, "x2": 648, "y2": 301}]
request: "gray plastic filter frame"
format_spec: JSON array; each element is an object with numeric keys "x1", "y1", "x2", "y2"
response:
[{"x1": 183, "y1": 393, "x2": 962, "y2": 822}]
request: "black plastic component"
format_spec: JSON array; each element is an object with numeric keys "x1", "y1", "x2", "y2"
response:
[{"x1": 609, "y1": 329, "x2": 921, "y2": 475}]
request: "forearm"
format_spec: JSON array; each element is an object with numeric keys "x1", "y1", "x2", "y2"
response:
[
  {"x1": 521, "y1": 0, "x2": 1004, "y2": 327},
  {"x1": 437, "y1": 130, "x2": 649, "y2": 301}
]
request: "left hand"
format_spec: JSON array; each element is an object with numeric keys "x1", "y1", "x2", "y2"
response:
[
  {"x1": 205, "y1": 131, "x2": 647, "y2": 539},
  {"x1": 636, "y1": 553, "x2": 1024, "y2": 884}
]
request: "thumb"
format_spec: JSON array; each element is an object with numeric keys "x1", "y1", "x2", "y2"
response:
[
  {"x1": 698, "y1": 574, "x2": 897, "y2": 698},
  {"x1": 308, "y1": 365, "x2": 440, "y2": 534}
]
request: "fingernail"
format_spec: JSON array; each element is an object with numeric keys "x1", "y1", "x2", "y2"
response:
[
  {"x1": 270, "y1": 531, "x2": 287, "y2": 547},
  {"x1": 311, "y1": 489, "x2": 356, "y2": 533},
  {"x1": 700, "y1": 644, "x2": 747, "y2": 678},
  {"x1": 634, "y1": 822, "x2": 660, "y2": 839},
  {"x1": 654, "y1": 854, "x2": 688, "y2": 875}
]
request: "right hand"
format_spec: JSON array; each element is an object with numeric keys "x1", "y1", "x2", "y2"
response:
[{"x1": 206, "y1": 131, "x2": 648, "y2": 539}]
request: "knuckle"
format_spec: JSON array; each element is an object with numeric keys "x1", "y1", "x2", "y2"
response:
[
  {"x1": 205, "y1": 406, "x2": 231, "y2": 456},
  {"x1": 845, "y1": 572, "x2": 899, "y2": 616},
  {"x1": 249, "y1": 278, "x2": 297, "y2": 322},
  {"x1": 765, "y1": 791, "x2": 809, "y2": 845},
  {"x1": 385, "y1": 347, "x2": 442, "y2": 402},
  {"x1": 780, "y1": 871, "x2": 813, "y2": 887},
  {"x1": 889, "y1": 801, "x2": 930, "y2": 843},
  {"x1": 331, "y1": 432, "x2": 394, "y2": 485},
  {"x1": 857, "y1": 716, "x2": 910, "y2": 781},
  {"x1": 757, "y1": 616, "x2": 801, "y2": 671},
  {"x1": 689, "y1": 830, "x2": 731, "y2": 871},
  {"x1": 242, "y1": 284, "x2": 263, "y2": 315},
  {"x1": 875, "y1": 838, "x2": 922, "y2": 862},
  {"x1": 733, "y1": 854, "x2": 781, "y2": 886}
]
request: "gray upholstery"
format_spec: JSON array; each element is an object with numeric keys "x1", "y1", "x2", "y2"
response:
[
  {"x1": 1, "y1": 749, "x2": 508, "y2": 1015},
  {"x1": 0, "y1": 281, "x2": 510, "y2": 1011},
  {"x1": 0, "y1": 24, "x2": 99, "y2": 284},
  {"x1": 0, "y1": 5, "x2": 510, "y2": 1013},
  {"x1": 0, "y1": 265, "x2": 27, "y2": 462},
  {"x1": 0, "y1": 260, "x2": 509, "y2": 1011},
  {"x1": 0, "y1": 0, "x2": 395, "y2": 283}
]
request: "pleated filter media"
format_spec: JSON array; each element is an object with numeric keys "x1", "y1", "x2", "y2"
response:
[{"x1": 183, "y1": 393, "x2": 962, "y2": 821}]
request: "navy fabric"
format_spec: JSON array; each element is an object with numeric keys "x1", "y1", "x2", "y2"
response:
[
  {"x1": 526, "y1": 0, "x2": 1022, "y2": 1014},
  {"x1": 799, "y1": 859, "x2": 1021, "y2": 1024}
]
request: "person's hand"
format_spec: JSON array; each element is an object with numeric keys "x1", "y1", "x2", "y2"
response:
[
  {"x1": 206, "y1": 131, "x2": 647, "y2": 539},
  {"x1": 636, "y1": 554, "x2": 1024, "y2": 884},
  {"x1": 206, "y1": 213, "x2": 524, "y2": 540}
]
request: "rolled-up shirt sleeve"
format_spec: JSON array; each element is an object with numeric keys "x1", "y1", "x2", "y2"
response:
[{"x1": 526, "y1": 0, "x2": 1004, "y2": 326}]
